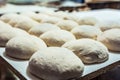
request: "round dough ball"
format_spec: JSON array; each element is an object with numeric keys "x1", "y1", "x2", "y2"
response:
[
  {"x1": 71, "y1": 25, "x2": 102, "y2": 39},
  {"x1": 14, "y1": 19, "x2": 40, "y2": 31},
  {"x1": 62, "y1": 39, "x2": 109, "y2": 64},
  {"x1": 56, "y1": 20, "x2": 79, "y2": 31},
  {"x1": 41, "y1": 16, "x2": 62, "y2": 24},
  {"x1": 0, "y1": 28, "x2": 29, "y2": 47},
  {"x1": 0, "y1": 13, "x2": 19, "y2": 23},
  {"x1": 5, "y1": 36, "x2": 47, "y2": 59},
  {"x1": 77, "y1": 17, "x2": 98, "y2": 26},
  {"x1": 7, "y1": 15, "x2": 40, "y2": 31},
  {"x1": 0, "y1": 20, "x2": 12, "y2": 29},
  {"x1": 29, "y1": 23, "x2": 60, "y2": 37},
  {"x1": 21, "y1": 12, "x2": 49, "y2": 22},
  {"x1": 95, "y1": 20, "x2": 120, "y2": 31},
  {"x1": 29, "y1": 47, "x2": 84, "y2": 80},
  {"x1": 40, "y1": 30, "x2": 76, "y2": 47},
  {"x1": 97, "y1": 29, "x2": 120, "y2": 51},
  {"x1": 45, "y1": 11, "x2": 69, "y2": 20}
]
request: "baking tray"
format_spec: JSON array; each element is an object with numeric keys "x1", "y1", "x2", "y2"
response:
[
  {"x1": 0, "y1": 9, "x2": 120, "y2": 80},
  {"x1": 0, "y1": 47, "x2": 120, "y2": 80}
]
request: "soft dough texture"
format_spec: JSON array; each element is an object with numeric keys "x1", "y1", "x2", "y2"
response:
[
  {"x1": 41, "y1": 16, "x2": 62, "y2": 24},
  {"x1": 0, "y1": 28, "x2": 29, "y2": 47},
  {"x1": 71, "y1": 25, "x2": 102, "y2": 39},
  {"x1": 29, "y1": 47, "x2": 84, "y2": 80},
  {"x1": 95, "y1": 20, "x2": 120, "y2": 31},
  {"x1": 0, "y1": 20, "x2": 12, "y2": 29},
  {"x1": 0, "y1": 13, "x2": 19, "y2": 23},
  {"x1": 29, "y1": 23, "x2": 60, "y2": 37},
  {"x1": 40, "y1": 30, "x2": 76, "y2": 47},
  {"x1": 62, "y1": 39, "x2": 109, "y2": 64},
  {"x1": 77, "y1": 17, "x2": 98, "y2": 26},
  {"x1": 97, "y1": 29, "x2": 120, "y2": 51},
  {"x1": 21, "y1": 12, "x2": 49, "y2": 22},
  {"x1": 56, "y1": 20, "x2": 79, "y2": 31},
  {"x1": 5, "y1": 36, "x2": 47, "y2": 59}
]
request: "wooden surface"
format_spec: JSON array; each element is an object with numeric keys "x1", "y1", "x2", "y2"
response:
[{"x1": 0, "y1": 9, "x2": 120, "y2": 80}]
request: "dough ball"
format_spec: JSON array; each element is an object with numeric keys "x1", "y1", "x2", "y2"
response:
[
  {"x1": 0, "y1": 28, "x2": 29, "y2": 47},
  {"x1": 29, "y1": 23, "x2": 60, "y2": 37},
  {"x1": 14, "y1": 19, "x2": 40, "y2": 31},
  {"x1": 77, "y1": 17, "x2": 98, "y2": 26},
  {"x1": 97, "y1": 29, "x2": 120, "y2": 51},
  {"x1": 7, "y1": 15, "x2": 40, "y2": 31},
  {"x1": 95, "y1": 20, "x2": 120, "y2": 31},
  {"x1": 29, "y1": 47, "x2": 84, "y2": 80},
  {"x1": 21, "y1": 12, "x2": 49, "y2": 22},
  {"x1": 45, "y1": 11, "x2": 69, "y2": 20},
  {"x1": 0, "y1": 13, "x2": 19, "y2": 23},
  {"x1": 62, "y1": 39, "x2": 109, "y2": 64},
  {"x1": 40, "y1": 30, "x2": 76, "y2": 47},
  {"x1": 56, "y1": 20, "x2": 79, "y2": 31},
  {"x1": 0, "y1": 20, "x2": 12, "y2": 29},
  {"x1": 71, "y1": 25, "x2": 102, "y2": 39},
  {"x1": 5, "y1": 36, "x2": 47, "y2": 59},
  {"x1": 41, "y1": 16, "x2": 62, "y2": 24}
]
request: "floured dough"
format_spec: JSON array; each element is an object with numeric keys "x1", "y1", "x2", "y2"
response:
[
  {"x1": 29, "y1": 47, "x2": 84, "y2": 80},
  {"x1": 62, "y1": 39, "x2": 109, "y2": 64},
  {"x1": 7, "y1": 15, "x2": 40, "y2": 31},
  {"x1": 0, "y1": 28, "x2": 29, "y2": 47},
  {"x1": 95, "y1": 20, "x2": 120, "y2": 31},
  {"x1": 29, "y1": 23, "x2": 60, "y2": 37},
  {"x1": 5, "y1": 36, "x2": 47, "y2": 59},
  {"x1": 97, "y1": 29, "x2": 120, "y2": 51},
  {"x1": 21, "y1": 12, "x2": 49, "y2": 22},
  {"x1": 56, "y1": 20, "x2": 79, "y2": 31},
  {"x1": 40, "y1": 30, "x2": 76, "y2": 47},
  {"x1": 0, "y1": 13, "x2": 19, "y2": 23},
  {"x1": 0, "y1": 20, "x2": 12, "y2": 29},
  {"x1": 71, "y1": 25, "x2": 102, "y2": 39},
  {"x1": 41, "y1": 16, "x2": 62, "y2": 24},
  {"x1": 77, "y1": 17, "x2": 98, "y2": 26}
]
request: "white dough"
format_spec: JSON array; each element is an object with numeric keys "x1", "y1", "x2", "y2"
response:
[
  {"x1": 71, "y1": 25, "x2": 102, "y2": 39},
  {"x1": 5, "y1": 36, "x2": 47, "y2": 59},
  {"x1": 41, "y1": 16, "x2": 62, "y2": 24},
  {"x1": 29, "y1": 47, "x2": 84, "y2": 80},
  {"x1": 95, "y1": 20, "x2": 120, "y2": 31},
  {"x1": 77, "y1": 17, "x2": 98, "y2": 26},
  {"x1": 97, "y1": 29, "x2": 120, "y2": 51},
  {"x1": 0, "y1": 13, "x2": 19, "y2": 23},
  {"x1": 56, "y1": 20, "x2": 79, "y2": 31},
  {"x1": 62, "y1": 39, "x2": 109, "y2": 64},
  {"x1": 21, "y1": 12, "x2": 49, "y2": 22},
  {"x1": 0, "y1": 28, "x2": 29, "y2": 47},
  {"x1": 40, "y1": 30, "x2": 76, "y2": 47},
  {"x1": 29, "y1": 23, "x2": 60, "y2": 37}
]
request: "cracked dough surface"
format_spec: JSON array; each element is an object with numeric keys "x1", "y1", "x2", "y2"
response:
[{"x1": 29, "y1": 47, "x2": 84, "y2": 80}]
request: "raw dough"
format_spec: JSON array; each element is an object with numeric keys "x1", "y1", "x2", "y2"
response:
[
  {"x1": 97, "y1": 29, "x2": 120, "y2": 51},
  {"x1": 77, "y1": 17, "x2": 98, "y2": 26},
  {"x1": 5, "y1": 36, "x2": 47, "y2": 59},
  {"x1": 0, "y1": 13, "x2": 19, "y2": 23},
  {"x1": 71, "y1": 25, "x2": 102, "y2": 39},
  {"x1": 62, "y1": 39, "x2": 109, "y2": 64},
  {"x1": 56, "y1": 20, "x2": 79, "y2": 31},
  {"x1": 29, "y1": 23, "x2": 60, "y2": 37},
  {"x1": 95, "y1": 20, "x2": 120, "y2": 31},
  {"x1": 40, "y1": 30, "x2": 76, "y2": 47},
  {"x1": 41, "y1": 16, "x2": 62, "y2": 24},
  {"x1": 29, "y1": 47, "x2": 84, "y2": 80},
  {"x1": 0, "y1": 28, "x2": 29, "y2": 47}
]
